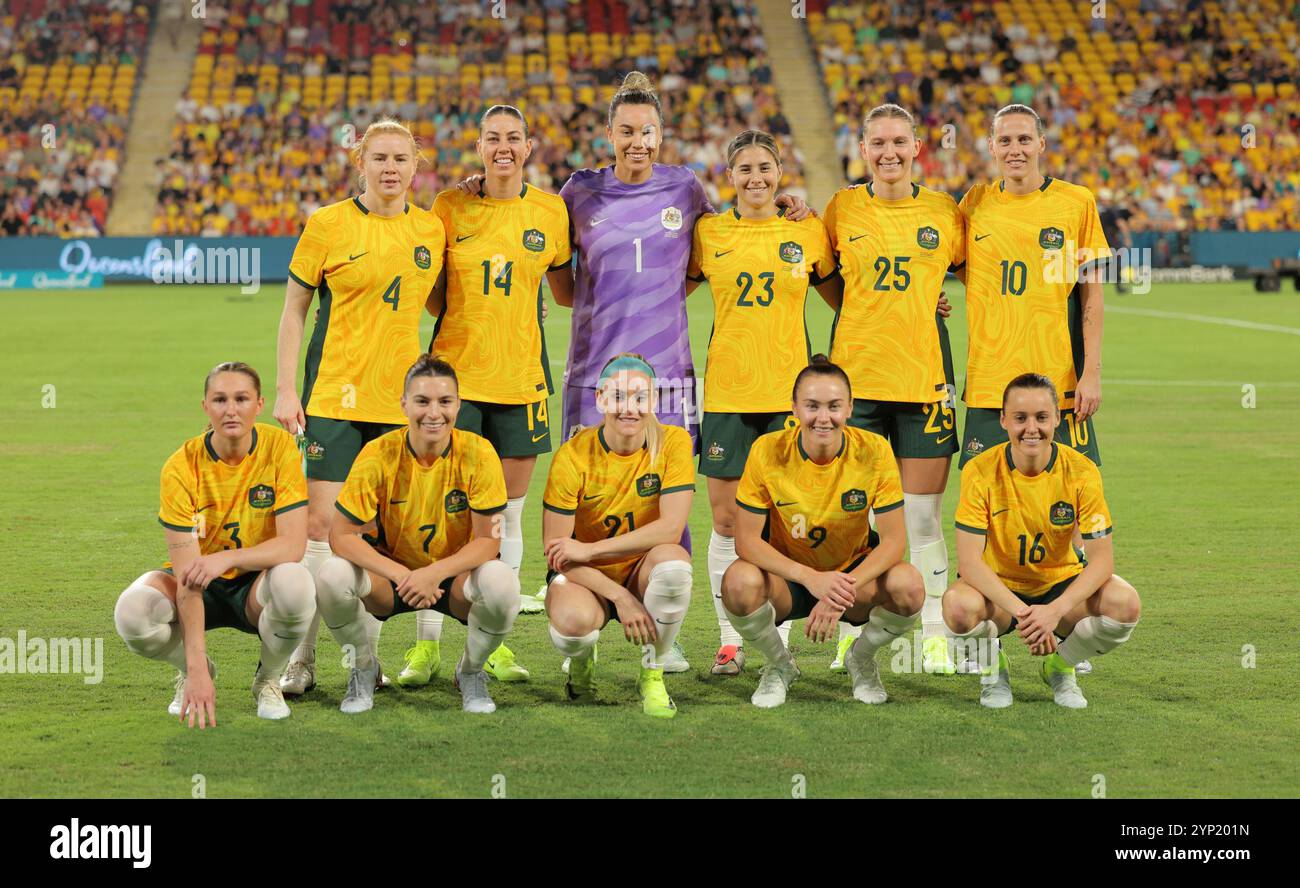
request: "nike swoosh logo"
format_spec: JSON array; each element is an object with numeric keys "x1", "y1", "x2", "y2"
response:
[
  {"x1": 390, "y1": 499, "x2": 408, "y2": 505},
  {"x1": 273, "y1": 632, "x2": 297, "y2": 640},
  {"x1": 775, "y1": 500, "x2": 797, "y2": 507},
  {"x1": 531, "y1": 433, "x2": 547, "y2": 443},
  {"x1": 974, "y1": 234, "x2": 991, "y2": 241},
  {"x1": 714, "y1": 250, "x2": 733, "y2": 258},
  {"x1": 582, "y1": 494, "x2": 601, "y2": 501},
  {"x1": 936, "y1": 434, "x2": 953, "y2": 444},
  {"x1": 196, "y1": 505, "x2": 212, "y2": 512},
  {"x1": 589, "y1": 218, "x2": 608, "y2": 227},
  {"x1": 848, "y1": 234, "x2": 868, "y2": 242},
  {"x1": 932, "y1": 569, "x2": 945, "y2": 575},
  {"x1": 991, "y1": 508, "x2": 1010, "y2": 516},
  {"x1": 348, "y1": 251, "x2": 368, "y2": 260},
  {"x1": 456, "y1": 234, "x2": 474, "y2": 242}
]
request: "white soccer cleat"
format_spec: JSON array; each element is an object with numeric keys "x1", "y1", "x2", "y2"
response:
[
  {"x1": 253, "y1": 678, "x2": 291, "y2": 720},
  {"x1": 660, "y1": 641, "x2": 690, "y2": 673},
  {"x1": 340, "y1": 662, "x2": 379, "y2": 714},
  {"x1": 1041, "y1": 656, "x2": 1088, "y2": 709},
  {"x1": 751, "y1": 660, "x2": 800, "y2": 709},
  {"x1": 980, "y1": 649, "x2": 1013, "y2": 709},
  {"x1": 845, "y1": 639, "x2": 888, "y2": 704},
  {"x1": 279, "y1": 654, "x2": 315, "y2": 696},
  {"x1": 455, "y1": 668, "x2": 497, "y2": 714},
  {"x1": 168, "y1": 657, "x2": 217, "y2": 716},
  {"x1": 1074, "y1": 659, "x2": 1094, "y2": 675}
]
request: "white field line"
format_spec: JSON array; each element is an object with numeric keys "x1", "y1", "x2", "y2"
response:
[{"x1": 1107, "y1": 305, "x2": 1300, "y2": 336}]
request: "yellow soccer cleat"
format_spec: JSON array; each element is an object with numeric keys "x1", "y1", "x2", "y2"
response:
[
  {"x1": 828, "y1": 633, "x2": 855, "y2": 673},
  {"x1": 638, "y1": 666, "x2": 677, "y2": 719},
  {"x1": 922, "y1": 635, "x2": 957, "y2": 675},
  {"x1": 565, "y1": 645, "x2": 597, "y2": 700},
  {"x1": 484, "y1": 643, "x2": 530, "y2": 682},
  {"x1": 397, "y1": 640, "x2": 440, "y2": 687}
]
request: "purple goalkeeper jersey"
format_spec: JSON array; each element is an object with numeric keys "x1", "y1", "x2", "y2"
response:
[{"x1": 560, "y1": 164, "x2": 713, "y2": 389}]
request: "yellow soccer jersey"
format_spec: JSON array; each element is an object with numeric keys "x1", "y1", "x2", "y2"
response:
[
  {"x1": 543, "y1": 424, "x2": 695, "y2": 583},
  {"x1": 736, "y1": 425, "x2": 903, "y2": 572},
  {"x1": 688, "y1": 210, "x2": 836, "y2": 412},
  {"x1": 288, "y1": 197, "x2": 447, "y2": 424},
  {"x1": 430, "y1": 183, "x2": 571, "y2": 404},
  {"x1": 955, "y1": 442, "x2": 1113, "y2": 596},
  {"x1": 959, "y1": 177, "x2": 1111, "y2": 409},
  {"x1": 823, "y1": 182, "x2": 965, "y2": 403},
  {"x1": 334, "y1": 428, "x2": 507, "y2": 570},
  {"x1": 159, "y1": 423, "x2": 308, "y2": 578}
]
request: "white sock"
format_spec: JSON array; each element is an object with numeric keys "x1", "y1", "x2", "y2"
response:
[
  {"x1": 456, "y1": 560, "x2": 520, "y2": 673},
  {"x1": 1057, "y1": 615, "x2": 1137, "y2": 666},
  {"x1": 853, "y1": 604, "x2": 920, "y2": 658},
  {"x1": 946, "y1": 617, "x2": 998, "y2": 678},
  {"x1": 365, "y1": 611, "x2": 383, "y2": 664},
  {"x1": 296, "y1": 538, "x2": 333, "y2": 658},
  {"x1": 777, "y1": 621, "x2": 792, "y2": 647},
  {"x1": 415, "y1": 609, "x2": 444, "y2": 642},
  {"x1": 313, "y1": 556, "x2": 374, "y2": 669},
  {"x1": 255, "y1": 563, "x2": 316, "y2": 681},
  {"x1": 500, "y1": 495, "x2": 526, "y2": 578},
  {"x1": 548, "y1": 624, "x2": 598, "y2": 659},
  {"x1": 724, "y1": 601, "x2": 793, "y2": 668},
  {"x1": 708, "y1": 531, "x2": 742, "y2": 646},
  {"x1": 114, "y1": 576, "x2": 186, "y2": 670},
  {"x1": 904, "y1": 492, "x2": 949, "y2": 639},
  {"x1": 642, "y1": 560, "x2": 691, "y2": 668}
]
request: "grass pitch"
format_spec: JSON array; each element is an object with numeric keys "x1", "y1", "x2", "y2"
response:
[{"x1": 1, "y1": 280, "x2": 1297, "y2": 797}]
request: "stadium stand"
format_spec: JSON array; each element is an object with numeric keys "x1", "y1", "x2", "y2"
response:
[
  {"x1": 805, "y1": 0, "x2": 1300, "y2": 235},
  {"x1": 0, "y1": 0, "x2": 153, "y2": 236},
  {"x1": 149, "y1": 0, "x2": 808, "y2": 236}
]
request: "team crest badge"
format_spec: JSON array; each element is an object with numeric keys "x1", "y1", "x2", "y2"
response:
[
  {"x1": 248, "y1": 484, "x2": 275, "y2": 509},
  {"x1": 1039, "y1": 226, "x2": 1065, "y2": 250},
  {"x1": 916, "y1": 226, "x2": 940, "y2": 250},
  {"x1": 636, "y1": 473, "x2": 662, "y2": 497},
  {"x1": 414, "y1": 245, "x2": 431, "y2": 269},
  {"x1": 305, "y1": 441, "x2": 326, "y2": 461},
  {"x1": 661, "y1": 206, "x2": 683, "y2": 231},
  {"x1": 706, "y1": 441, "x2": 725, "y2": 462},
  {"x1": 965, "y1": 438, "x2": 984, "y2": 456},
  {"x1": 522, "y1": 228, "x2": 546, "y2": 252},
  {"x1": 841, "y1": 489, "x2": 867, "y2": 512},
  {"x1": 445, "y1": 489, "x2": 468, "y2": 513},
  {"x1": 1049, "y1": 500, "x2": 1076, "y2": 526},
  {"x1": 778, "y1": 241, "x2": 803, "y2": 264}
]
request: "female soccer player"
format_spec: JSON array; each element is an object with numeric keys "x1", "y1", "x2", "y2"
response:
[
  {"x1": 684, "y1": 129, "x2": 841, "y2": 675},
  {"x1": 313, "y1": 355, "x2": 521, "y2": 714},
  {"x1": 822, "y1": 103, "x2": 966, "y2": 675},
  {"x1": 542, "y1": 354, "x2": 694, "y2": 719},
  {"x1": 721, "y1": 356, "x2": 925, "y2": 709},
  {"x1": 273, "y1": 118, "x2": 447, "y2": 695},
  {"x1": 943, "y1": 373, "x2": 1140, "y2": 709},
  {"x1": 114, "y1": 362, "x2": 315, "y2": 727},
  {"x1": 396, "y1": 105, "x2": 574, "y2": 687}
]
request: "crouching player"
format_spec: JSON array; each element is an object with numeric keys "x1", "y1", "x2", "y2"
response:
[
  {"x1": 721, "y1": 356, "x2": 924, "y2": 708},
  {"x1": 943, "y1": 373, "x2": 1140, "y2": 709},
  {"x1": 114, "y1": 362, "x2": 315, "y2": 727},
  {"x1": 542, "y1": 354, "x2": 694, "y2": 719},
  {"x1": 315, "y1": 355, "x2": 520, "y2": 714}
]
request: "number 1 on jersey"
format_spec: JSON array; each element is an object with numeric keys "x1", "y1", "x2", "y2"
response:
[{"x1": 633, "y1": 237, "x2": 642, "y2": 273}]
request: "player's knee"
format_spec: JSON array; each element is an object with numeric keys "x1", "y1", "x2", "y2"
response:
[
  {"x1": 720, "y1": 560, "x2": 765, "y2": 615},
  {"x1": 942, "y1": 588, "x2": 979, "y2": 634},
  {"x1": 315, "y1": 557, "x2": 358, "y2": 605},
  {"x1": 1105, "y1": 576, "x2": 1141, "y2": 623},
  {"x1": 261, "y1": 562, "x2": 315, "y2": 619},
  {"x1": 306, "y1": 512, "x2": 332, "y2": 542},
  {"x1": 648, "y1": 558, "x2": 692, "y2": 597},
  {"x1": 114, "y1": 581, "x2": 173, "y2": 651},
  {"x1": 645, "y1": 543, "x2": 690, "y2": 571},
  {"x1": 548, "y1": 605, "x2": 600, "y2": 639},
  {"x1": 471, "y1": 560, "x2": 520, "y2": 614},
  {"x1": 712, "y1": 514, "x2": 736, "y2": 537},
  {"x1": 890, "y1": 564, "x2": 926, "y2": 613}
]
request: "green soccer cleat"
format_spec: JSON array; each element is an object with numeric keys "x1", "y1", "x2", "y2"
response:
[
  {"x1": 396, "y1": 640, "x2": 441, "y2": 687},
  {"x1": 565, "y1": 645, "x2": 597, "y2": 700},
  {"x1": 980, "y1": 648, "x2": 1013, "y2": 709},
  {"x1": 484, "y1": 643, "x2": 530, "y2": 682},
  {"x1": 1041, "y1": 653, "x2": 1087, "y2": 709},
  {"x1": 922, "y1": 635, "x2": 957, "y2": 675},
  {"x1": 828, "y1": 633, "x2": 855, "y2": 673},
  {"x1": 638, "y1": 666, "x2": 677, "y2": 719}
]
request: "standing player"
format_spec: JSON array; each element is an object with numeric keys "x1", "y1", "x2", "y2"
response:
[
  {"x1": 958, "y1": 103, "x2": 1111, "y2": 672},
  {"x1": 397, "y1": 105, "x2": 572, "y2": 687},
  {"x1": 543, "y1": 72, "x2": 813, "y2": 668},
  {"x1": 822, "y1": 104, "x2": 965, "y2": 674},
  {"x1": 943, "y1": 374, "x2": 1140, "y2": 708},
  {"x1": 314, "y1": 355, "x2": 521, "y2": 714},
  {"x1": 114, "y1": 362, "x2": 315, "y2": 726},
  {"x1": 721, "y1": 356, "x2": 925, "y2": 708},
  {"x1": 542, "y1": 355, "x2": 694, "y2": 718},
  {"x1": 685, "y1": 130, "x2": 841, "y2": 675},
  {"x1": 273, "y1": 119, "x2": 446, "y2": 695}
]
